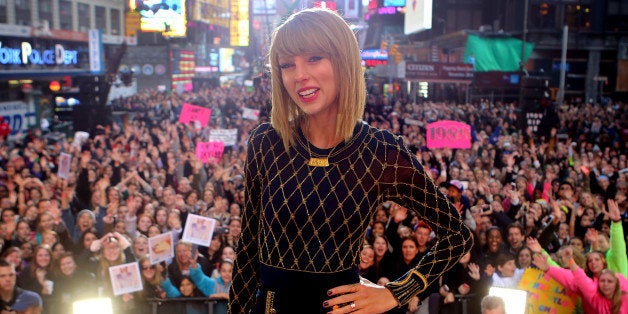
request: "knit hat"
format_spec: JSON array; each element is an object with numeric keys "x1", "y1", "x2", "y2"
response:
[{"x1": 77, "y1": 209, "x2": 96, "y2": 223}]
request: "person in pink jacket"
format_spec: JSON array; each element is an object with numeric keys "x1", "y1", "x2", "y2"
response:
[{"x1": 534, "y1": 247, "x2": 628, "y2": 314}]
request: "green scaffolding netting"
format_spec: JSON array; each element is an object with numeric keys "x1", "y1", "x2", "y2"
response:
[{"x1": 464, "y1": 34, "x2": 535, "y2": 72}]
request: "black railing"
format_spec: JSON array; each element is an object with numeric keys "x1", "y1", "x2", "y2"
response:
[{"x1": 146, "y1": 297, "x2": 228, "y2": 314}]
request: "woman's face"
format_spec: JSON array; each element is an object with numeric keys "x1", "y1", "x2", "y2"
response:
[
  {"x1": 374, "y1": 209, "x2": 387, "y2": 224},
  {"x1": 518, "y1": 248, "x2": 532, "y2": 268},
  {"x1": 598, "y1": 272, "x2": 618, "y2": 299},
  {"x1": 221, "y1": 247, "x2": 235, "y2": 261},
  {"x1": 1, "y1": 210, "x2": 15, "y2": 223},
  {"x1": 52, "y1": 243, "x2": 65, "y2": 260},
  {"x1": 16, "y1": 222, "x2": 31, "y2": 240},
  {"x1": 209, "y1": 237, "x2": 222, "y2": 252},
  {"x1": 138, "y1": 216, "x2": 152, "y2": 232},
  {"x1": 148, "y1": 226, "x2": 161, "y2": 238},
  {"x1": 39, "y1": 214, "x2": 54, "y2": 231},
  {"x1": 179, "y1": 278, "x2": 195, "y2": 297},
  {"x1": 133, "y1": 237, "x2": 148, "y2": 257},
  {"x1": 59, "y1": 256, "x2": 76, "y2": 276},
  {"x1": 373, "y1": 237, "x2": 387, "y2": 257},
  {"x1": 487, "y1": 229, "x2": 503, "y2": 253},
  {"x1": 569, "y1": 238, "x2": 584, "y2": 252},
  {"x1": 219, "y1": 262, "x2": 233, "y2": 284},
  {"x1": 83, "y1": 232, "x2": 97, "y2": 249},
  {"x1": 359, "y1": 247, "x2": 375, "y2": 269},
  {"x1": 587, "y1": 253, "x2": 606, "y2": 275},
  {"x1": 103, "y1": 242, "x2": 121, "y2": 262},
  {"x1": 279, "y1": 54, "x2": 339, "y2": 118},
  {"x1": 35, "y1": 248, "x2": 51, "y2": 268},
  {"x1": 401, "y1": 239, "x2": 418, "y2": 263},
  {"x1": 141, "y1": 262, "x2": 156, "y2": 280},
  {"x1": 371, "y1": 223, "x2": 385, "y2": 237},
  {"x1": 155, "y1": 210, "x2": 167, "y2": 225},
  {"x1": 20, "y1": 243, "x2": 33, "y2": 260},
  {"x1": 5, "y1": 251, "x2": 20, "y2": 266},
  {"x1": 228, "y1": 220, "x2": 242, "y2": 237}
]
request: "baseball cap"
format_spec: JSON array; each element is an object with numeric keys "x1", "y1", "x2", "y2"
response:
[{"x1": 448, "y1": 180, "x2": 464, "y2": 192}]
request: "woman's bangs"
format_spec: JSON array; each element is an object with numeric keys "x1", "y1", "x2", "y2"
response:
[{"x1": 273, "y1": 20, "x2": 334, "y2": 58}]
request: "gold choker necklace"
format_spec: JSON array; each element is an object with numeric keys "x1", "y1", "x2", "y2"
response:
[{"x1": 308, "y1": 156, "x2": 329, "y2": 167}]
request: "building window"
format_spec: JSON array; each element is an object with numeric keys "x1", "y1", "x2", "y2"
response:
[
  {"x1": 39, "y1": 0, "x2": 52, "y2": 25},
  {"x1": 530, "y1": 3, "x2": 556, "y2": 29},
  {"x1": 565, "y1": 4, "x2": 591, "y2": 30},
  {"x1": 14, "y1": 0, "x2": 31, "y2": 25},
  {"x1": 95, "y1": 6, "x2": 106, "y2": 32},
  {"x1": 111, "y1": 9, "x2": 121, "y2": 35},
  {"x1": 78, "y1": 3, "x2": 90, "y2": 32},
  {"x1": 59, "y1": 0, "x2": 73, "y2": 30},
  {"x1": 0, "y1": 0, "x2": 7, "y2": 24}
]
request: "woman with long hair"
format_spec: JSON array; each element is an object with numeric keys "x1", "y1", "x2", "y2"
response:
[
  {"x1": 49, "y1": 252, "x2": 97, "y2": 314},
  {"x1": 17, "y1": 245, "x2": 55, "y2": 310},
  {"x1": 534, "y1": 246, "x2": 628, "y2": 314}
]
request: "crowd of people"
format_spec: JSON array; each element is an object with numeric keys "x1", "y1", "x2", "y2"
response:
[{"x1": 0, "y1": 72, "x2": 625, "y2": 313}]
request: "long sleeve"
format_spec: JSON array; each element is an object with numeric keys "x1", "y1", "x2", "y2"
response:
[
  {"x1": 606, "y1": 221, "x2": 628, "y2": 278},
  {"x1": 228, "y1": 123, "x2": 472, "y2": 310},
  {"x1": 572, "y1": 267, "x2": 612, "y2": 314},
  {"x1": 546, "y1": 266, "x2": 578, "y2": 293},
  {"x1": 380, "y1": 135, "x2": 472, "y2": 305},
  {"x1": 229, "y1": 126, "x2": 262, "y2": 313},
  {"x1": 161, "y1": 278, "x2": 182, "y2": 297},
  {"x1": 189, "y1": 266, "x2": 216, "y2": 297}
]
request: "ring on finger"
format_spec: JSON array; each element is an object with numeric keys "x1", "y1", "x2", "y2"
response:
[{"x1": 351, "y1": 302, "x2": 356, "y2": 309}]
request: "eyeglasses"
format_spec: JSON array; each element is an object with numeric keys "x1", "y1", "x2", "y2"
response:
[{"x1": 142, "y1": 265, "x2": 156, "y2": 271}]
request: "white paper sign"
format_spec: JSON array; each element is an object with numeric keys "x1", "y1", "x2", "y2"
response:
[
  {"x1": 57, "y1": 153, "x2": 72, "y2": 180},
  {"x1": 182, "y1": 214, "x2": 217, "y2": 247},
  {"x1": 108, "y1": 262, "x2": 143, "y2": 296},
  {"x1": 209, "y1": 129, "x2": 238, "y2": 146},
  {"x1": 148, "y1": 232, "x2": 174, "y2": 265}
]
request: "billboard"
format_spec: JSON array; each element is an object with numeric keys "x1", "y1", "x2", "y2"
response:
[
  {"x1": 405, "y1": 62, "x2": 474, "y2": 82},
  {"x1": 133, "y1": 0, "x2": 187, "y2": 37},
  {"x1": 404, "y1": 0, "x2": 432, "y2": 35},
  {"x1": 230, "y1": 0, "x2": 250, "y2": 46}
]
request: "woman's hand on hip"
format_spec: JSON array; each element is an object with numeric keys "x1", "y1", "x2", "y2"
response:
[{"x1": 324, "y1": 277, "x2": 399, "y2": 313}]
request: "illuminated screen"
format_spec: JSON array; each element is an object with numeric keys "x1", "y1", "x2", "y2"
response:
[
  {"x1": 136, "y1": 0, "x2": 187, "y2": 37},
  {"x1": 404, "y1": 0, "x2": 432, "y2": 35},
  {"x1": 219, "y1": 48, "x2": 235, "y2": 73},
  {"x1": 384, "y1": 0, "x2": 405, "y2": 7},
  {"x1": 252, "y1": 0, "x2": 276, "y2": 15}
]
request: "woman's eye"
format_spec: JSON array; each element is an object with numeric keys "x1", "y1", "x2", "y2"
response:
[
  {"x1": 309, "y1": 56, "x2": 323, "y2": 62},
  {"x1": 279, "y1": 63, "x2": 293, "y2": 69}
]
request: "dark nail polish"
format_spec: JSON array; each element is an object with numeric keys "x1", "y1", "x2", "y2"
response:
[
  {"x1": 327, "y1": 290, "x2": 333, "y2": 296},
  {"x1": 323, "y1": 301, "x2": 329, "y2": 307}
]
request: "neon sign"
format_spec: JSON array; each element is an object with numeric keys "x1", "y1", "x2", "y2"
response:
[{"x1": 0, "y1": 41, "x2": 78, "y2": 65}]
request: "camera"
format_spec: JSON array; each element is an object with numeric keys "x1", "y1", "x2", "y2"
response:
[
  {"x1": 482, "y1": 204, "x2": 491, "y2": 212},
  {"x1": 214, "y1": 227, "x2": 230, "y2": 235}
]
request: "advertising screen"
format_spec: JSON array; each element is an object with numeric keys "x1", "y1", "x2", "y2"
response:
[
  {"x1": 404, "y1": 0, "x2": 432, "y2": 35},
  {"x1": 133, "y1": 0, "x2": 187, "y2": 37}
]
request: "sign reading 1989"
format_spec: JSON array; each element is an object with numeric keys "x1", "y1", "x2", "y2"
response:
[{"x1": 426, "y1": 120, "x2": 471, "y2": 149}]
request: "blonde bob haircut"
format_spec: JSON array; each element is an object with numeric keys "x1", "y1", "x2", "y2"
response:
[{"x1": 268, "y1": 8, "x2": 366, "y2": 150}]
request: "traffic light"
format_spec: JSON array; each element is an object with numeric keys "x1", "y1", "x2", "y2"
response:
[{"x1": 380, "y1": 41, "x2": 388, "y2": 51}]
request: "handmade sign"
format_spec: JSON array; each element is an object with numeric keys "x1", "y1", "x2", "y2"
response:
[
  {"x1": 182, "y1": 214, "x2": 217, "y2": 246},
  {"x1": 426, "y1": 120, "x2": 471, "y2": 149},
  {"x1": 179, "y1": 103, "x2": 211, "y2": 127},
  {"x1": 517, "y1": 268, "x2": 578, "y2": 314}
]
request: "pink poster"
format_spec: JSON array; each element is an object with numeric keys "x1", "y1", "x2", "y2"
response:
[
  {"x1": 195, "y1": 141, "x2": 224, "y2": 164},
  {"x1": 179, "y1": 103, "x2": 212, "y2": 127},
  {"x1": 426, "y1": 120, "x2": 471, "y2": 149}
]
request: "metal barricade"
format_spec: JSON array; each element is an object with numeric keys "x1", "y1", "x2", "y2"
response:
[{"x1": 146, "y1": 297, "x2": 227, "y2": 314}]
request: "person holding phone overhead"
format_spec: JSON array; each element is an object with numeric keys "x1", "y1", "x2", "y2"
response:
[{"x1": 229, "y1": 8, "x2": 472, "y2": 314}]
